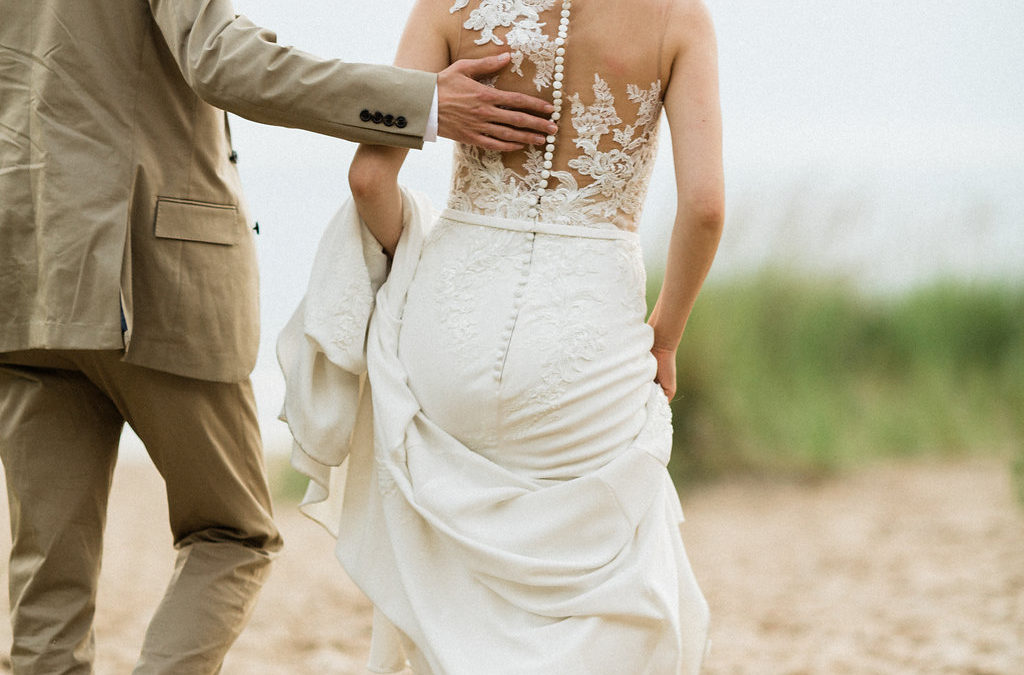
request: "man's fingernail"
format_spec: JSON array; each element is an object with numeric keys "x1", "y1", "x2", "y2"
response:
[{"x1": 498, "y1": 52, "x2": 511, "y2": 62}]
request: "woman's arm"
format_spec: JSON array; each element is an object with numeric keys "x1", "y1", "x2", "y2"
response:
[
  {"x1": 648, "y1": 0, "x2": 725, "y2": 399},
  {"x1": 348, "y1": 0, "x2": 458, "y2": 255},
  {"x1": 348, "y1": 142, "x2": 411, "y2": 256}
]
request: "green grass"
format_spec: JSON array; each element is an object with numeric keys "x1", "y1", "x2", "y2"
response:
[{"x1": 650, "y1": 272, "x2": 1024, "y2": 488}]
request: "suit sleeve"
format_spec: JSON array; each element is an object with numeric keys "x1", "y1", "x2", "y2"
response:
[{"x1": 147, "y1": 0, "x2": 436, "y2": 149}]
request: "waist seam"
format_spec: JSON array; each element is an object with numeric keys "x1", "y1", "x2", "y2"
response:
[{"x1": 439, "y1": 208, "x2": 637, "y2": 241}]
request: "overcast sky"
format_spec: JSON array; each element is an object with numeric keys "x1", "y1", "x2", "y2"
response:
[{"x1": 205, "y1": 0, "x2": 1024, "y2": 449}]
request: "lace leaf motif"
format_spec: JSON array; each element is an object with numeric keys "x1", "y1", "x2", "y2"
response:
[
  {"x1": 450, "y1": 0, "x2": 558, "y2": 90},
  {"x1": 448, "y1": 74, "x2": 663, "y2": 232}
]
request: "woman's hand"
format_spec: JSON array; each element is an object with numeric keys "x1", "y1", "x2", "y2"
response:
[{"x1": 651, "y1": 346, "x2": 678, "y2": 401}]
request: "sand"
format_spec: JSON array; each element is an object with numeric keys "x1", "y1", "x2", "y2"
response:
[{"x1": 1, "y1": 457, "x2": 1021, "y2": 674}]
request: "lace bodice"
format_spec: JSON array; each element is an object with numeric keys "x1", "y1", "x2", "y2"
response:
[{"x1": 446, "y1": 0, "x2": 669, "y2": 232}]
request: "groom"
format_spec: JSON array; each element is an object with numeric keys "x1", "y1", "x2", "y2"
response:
[{"x1": 0, "y1": 0, "x2": 555, "y2": 672}]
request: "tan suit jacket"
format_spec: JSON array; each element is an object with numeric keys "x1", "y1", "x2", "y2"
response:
[{"x1": 0, "y1": 0, "x2": 436, "y2": 382}]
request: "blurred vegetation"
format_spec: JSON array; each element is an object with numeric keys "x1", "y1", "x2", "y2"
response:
[
  {"x1": 650, "y1": 272, "x2": 1024, "y2": 490},
  {"x1": 269, "y1": 454, "x2": 314, "y2": 503}
]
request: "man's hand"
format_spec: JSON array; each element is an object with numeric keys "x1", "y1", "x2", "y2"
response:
[{"x1": 436, "y1": 53, "x2": 557, "y2": 151}]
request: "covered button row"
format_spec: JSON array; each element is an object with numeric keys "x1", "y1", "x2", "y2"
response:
[{"x1": 493, "y1": 232, "x2": 536, "y2": 380}]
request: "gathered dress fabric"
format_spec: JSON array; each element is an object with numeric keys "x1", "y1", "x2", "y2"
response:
[
  {"x1": 279, "y1": 1, "x2": 710, "y2": 672},
  {"x1": 279, "y1": 194, "x2": 709, "y2": 674}
]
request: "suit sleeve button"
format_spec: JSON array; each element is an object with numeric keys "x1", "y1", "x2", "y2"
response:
[
  {"x1": 372, "y1": 111, "x2": 384, "y2": 124},
  {"x1": 395, "y1": 116, "x2": 407, "y2": 129},
  {"x1": 384, "y1": 114, "x2": 395, "y2": 127},
  {"x1": 359, "y1": 109, "x2": 372, "y2": 122}
]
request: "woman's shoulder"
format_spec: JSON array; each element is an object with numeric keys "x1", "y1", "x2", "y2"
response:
[
  {"x1": 666, "y1": 0, "x2": 716, "y2": 43},
  {"x1": 661, "y1": 0, "x2": 717, "y2": 70}
]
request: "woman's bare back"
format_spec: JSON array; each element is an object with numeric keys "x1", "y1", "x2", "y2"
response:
[{"x1": 442, "y1": 0, "x2": 678, "y2": 231}]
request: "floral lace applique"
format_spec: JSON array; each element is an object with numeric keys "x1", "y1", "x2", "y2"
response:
[
  {"x1": 426, "y1": 219, "x2": 521, "y2": 352},
  {"x1": 450, "y1": 0, "x2": 558, "y2": 90},
  {"x1": 611, "y1": 237, "x2": 649, "y2": 319},
  {"x1": 504, "y1": 237, "x2": 609, "y2": 434},
  {"x1": 447, "y1": 75, "x2": 663, "y2": 232},
  {"x1": 305, "y1": 275, "x2": 372, "y2": 358},
  {"x1": 302, "y1": 225, "x2": 384, "y2": 364},
  {"x1": 376, "y1": 456, "x2": 401, "y2": 500},
  {"x1": 528, "y1": 282, "x2": 608, "y2": 407},
  {"x1": 567, "y1": 77, "x2": 663, "y2": 221}
]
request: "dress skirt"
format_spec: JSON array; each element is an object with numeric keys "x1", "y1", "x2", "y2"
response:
[{"x1": 280, "y1": 196, "x2": 709, "y2": 674}]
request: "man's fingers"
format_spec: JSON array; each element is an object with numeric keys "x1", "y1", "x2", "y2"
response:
[
  {"x1": 488, "y1": 88, "x2": 556, "y2": 118},
  {"x1": 454, "y1": 52, "x2": 512, "y2": 78},
  {"x1": 450, "y1": 122, "x2": 539, "y2": 151},
  {"x1": 466, "y1": 134, "x2": 526, "y2": 152},
  {"x1": 443, "y1": 121, "x2": 543, "y2": 149},
  {"x1": 484, "y1": 106, "x2": 556, "y2": 138},
  {"x1": 478, "y1": 122, "x2": 547, "y2": 146}
]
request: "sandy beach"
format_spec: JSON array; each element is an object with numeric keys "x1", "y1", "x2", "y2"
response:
[{"x1": 1, "y1": 457, "x2": 1021, "y2": 674}]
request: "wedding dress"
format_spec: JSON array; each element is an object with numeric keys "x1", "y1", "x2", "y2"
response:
[{"x1": 279, "y1": 1, "x2": 709, "y2": 672}]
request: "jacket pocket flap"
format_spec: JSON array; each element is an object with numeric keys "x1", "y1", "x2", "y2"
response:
[{"x1": 154, "y1": 197, "x2": 241, "y2": 246}]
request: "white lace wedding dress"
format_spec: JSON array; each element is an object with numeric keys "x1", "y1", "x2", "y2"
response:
[{"x1": 279, "y1": 1, "x2": 709, "y2": 672}]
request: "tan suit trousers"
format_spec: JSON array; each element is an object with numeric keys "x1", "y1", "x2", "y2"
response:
[{"x1": 0, "y1": 350, "x2": 282, "y2": 674}]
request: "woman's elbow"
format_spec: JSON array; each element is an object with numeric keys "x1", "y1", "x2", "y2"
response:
[
  {"x1": 681, "y1": 190, "x2": 725, "y2": 233},
  {"x1": 348, "y1": 158, "x2": 388, "y2": 203}
]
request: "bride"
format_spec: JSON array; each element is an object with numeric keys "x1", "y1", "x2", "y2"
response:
[{"x1": 280, "y1": 0, "x2": 723, "y2": 672}]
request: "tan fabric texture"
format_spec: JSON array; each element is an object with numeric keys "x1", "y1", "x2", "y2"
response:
[
  {"x1": 0, "y1": 0, "x2": 436, "y2": 382},
  {"x1": 0, "y1": 350, "x2": 282, "y2": 674}
]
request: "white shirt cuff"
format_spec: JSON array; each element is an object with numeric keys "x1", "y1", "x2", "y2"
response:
[{"x1": 424, "y1": 86, "x2": 439, "y2": 143}]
